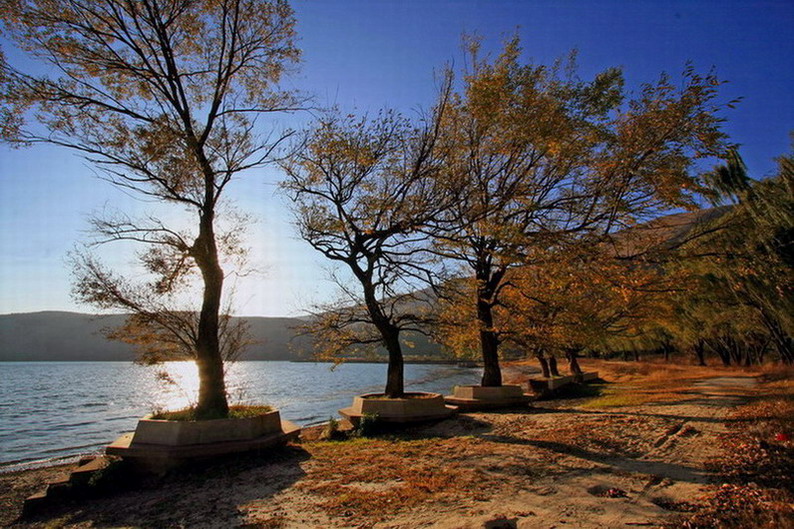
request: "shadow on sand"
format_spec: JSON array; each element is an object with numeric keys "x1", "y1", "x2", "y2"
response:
[{"x1": 27, "y1": 444, "x2": 310, "y2": 528}]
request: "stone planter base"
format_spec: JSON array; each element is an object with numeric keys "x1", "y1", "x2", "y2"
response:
[
  {"x1": 339, "y1": 392, "x2": 456, "y2": 425},
  {"x1": 132, "y1": 410, "x2": 283, "y2": 445},
  {"x1": 525, "y1": 375, "x2": 575, "y2": 393},
  {"x1": 106, "y1": 409, "x2": 299, "y2": 473},
  {"x1": 444, "y1": 385, "x2": 532, "y2": 411}
]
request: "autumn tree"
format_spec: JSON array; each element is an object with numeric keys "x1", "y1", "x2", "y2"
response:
[
  {"x1": 281, "y1": 95, "x2": 456, "y2": 398},
  {"x1": 433, "y1": 37, "x2": 731, "y2": 386},
  {"x1": 1, "y1": 0, "x2": 301, "y2": 418},
  {"x1": 487, "y1": 234, "x2": 670, "y2": 375}
]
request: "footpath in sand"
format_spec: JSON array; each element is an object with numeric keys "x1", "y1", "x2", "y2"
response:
[{"x1": 0, "y1": 361, "x2": 770, "y2": 528}]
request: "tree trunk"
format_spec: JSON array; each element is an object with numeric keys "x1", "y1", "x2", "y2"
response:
[
  {"x1": 477, "y1": 293, "x2": 502, "y2": 387},
  {"x1": 709, "y1": 339, "x2": 731, "y2": 366},
  {"x1": 360, "y1": 279, "x2": 405, "y2": 398},
  {"x1": 536, "y1": 350, "x2": 551, "y2": 378},
  {"x1": 566, "y1": 350, "x2": 583, "y2": 376},
  {"x1": 743, "y1": 350, "x2": 752, "y2": 367},
  {"x1": 662, "y1": 342, "x2": 671, "y2": 362},
  {"x1": 727, "y1": 336, "x2": 743, "y2": 365},
  {"x1": 694, "y1": 339, "x2": 707, "y2": 366},
  {"x1": 717, "y1": 348, "x2": 731, "y2": 366},
  {"x1": 192, "y1": 213, "x2": 229, "y2": 419},
  {"x1": 382, "y1": 327, "x2": 405, "y2": 398},
  {"x1": 761, "y1": 311, "x2": 794, "y2": 365},
  {"x1": 548, "y1": 356, "x2": 560, "y2": 377}
]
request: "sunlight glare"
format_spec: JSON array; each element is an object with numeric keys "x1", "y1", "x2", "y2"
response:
[{"x1": 151, "y1": 361, "x2": 201, "y2": 412}]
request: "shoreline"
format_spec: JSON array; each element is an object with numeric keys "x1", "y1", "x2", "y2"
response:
[
  {"x1": 2, "y1": 359, "x2": 787, "y2": 528},
  {"x1": 0, "y1": 362, "x2": 493, "y2": 473}
]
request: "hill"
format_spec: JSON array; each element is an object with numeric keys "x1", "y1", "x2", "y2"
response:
[
  {"x1": 0, "y1": 311, "x2": 313, "y2": 361},
  {"x1": 0, "y1": 311, "x2": 445, "y2": 362}
]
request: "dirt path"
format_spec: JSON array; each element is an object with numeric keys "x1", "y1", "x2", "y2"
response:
[
  {"x1": 373, "y1": 375, "x2": 759, "y2": 529},
  {"x1": 2, "y1": 374, "x2": 760, "y2": 529}
]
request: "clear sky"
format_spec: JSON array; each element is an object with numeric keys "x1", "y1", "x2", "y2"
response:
[{"x1": 0, "y1": 0, "x2": 792, "y2": 317}]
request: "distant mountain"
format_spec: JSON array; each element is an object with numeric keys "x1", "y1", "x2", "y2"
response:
[
  {"x1": 606, "y1": 206, "x2": 734, "y2": 258},
  {"x1": 0, "y1": 311, "x2": 445, "y2": 362},
  {"x1": 0, "y1": 311, "x2": 314, "y2": 362}
]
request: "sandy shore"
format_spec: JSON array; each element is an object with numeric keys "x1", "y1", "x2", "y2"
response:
[{"x1": 0, "y1": 360, "x2": 783, "y2": 529}]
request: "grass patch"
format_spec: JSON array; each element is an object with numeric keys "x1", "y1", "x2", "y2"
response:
[
  {"x1": 582, "y1": 389, "x2": 649, "y2": 408},
  {"x1": 362, "y1": 393, "x2": 438, "y2": 400},
  {"x1": 151, "y1": 404, "x2": 273, "y2": 421},
  {"x1": 574, "y1": 359, "x2": 768, "y2": 409}
]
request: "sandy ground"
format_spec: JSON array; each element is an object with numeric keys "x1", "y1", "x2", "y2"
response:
[{"x1": 0, "y1": 363, "x2": 763, "y2": 529}]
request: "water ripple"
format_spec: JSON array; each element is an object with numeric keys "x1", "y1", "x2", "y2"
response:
[{"x1": 0, "y1": 361, "x2": 481, "y2": 468}]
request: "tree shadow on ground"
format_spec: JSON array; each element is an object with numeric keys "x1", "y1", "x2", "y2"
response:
[
  {"x1": 32, "y1": 444, "x2": 310, "y2": 528},
  {"x1": 380, "y1": 414, "x2": 495, "y2": 440},
  {"x1": 483, "y1": 436, "x2": 710, "y2": 484},
  {"x1": 531, "y1": 405, "x2": 760, "y2": 424}
]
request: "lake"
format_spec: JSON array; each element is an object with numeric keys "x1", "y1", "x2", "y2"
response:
[{"x1": 0, "y1": 361, "x2": 482, "y2": 472}]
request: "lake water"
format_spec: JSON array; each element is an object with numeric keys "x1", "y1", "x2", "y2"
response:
[{"x1": 0, "y1": 361, "x2": 481, "y2": 472}]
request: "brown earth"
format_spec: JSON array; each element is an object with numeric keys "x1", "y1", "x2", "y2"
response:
[{"x1": 1, "y1": 359, "x2": 787, "y2": 529}]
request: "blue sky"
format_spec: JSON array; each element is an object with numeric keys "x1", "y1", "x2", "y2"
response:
[{"x1": 1, "y1": 0, "x2": 792, "y2": 317}]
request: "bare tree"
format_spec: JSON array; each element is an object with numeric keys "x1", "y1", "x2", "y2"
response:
[
  {"x1": 1, "y1": 0, "x2": 303, "y2": 418},
  {"x1": 281, "y1": 90, "x2": 457, "y2": 398}
]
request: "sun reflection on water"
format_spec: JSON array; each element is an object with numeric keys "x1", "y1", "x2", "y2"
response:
[
  {"x1": 144, "y1": 361, "x2": 252, "y2": 412},
  {"x1": 148, "y1": 361, "x2": 201, "y2": 412}
]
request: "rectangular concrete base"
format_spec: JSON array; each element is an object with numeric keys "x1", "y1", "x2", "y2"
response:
[
  {"x1": 576, "y1": 372, "x2": 599, "y2": 382},
  {"x1": 526, "y1": 375, "x2": 574, "y2": 393}
]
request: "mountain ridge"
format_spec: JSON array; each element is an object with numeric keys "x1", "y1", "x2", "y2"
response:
[{"x1": 0, "y1": 311, "x2": 312, "y2": 361}]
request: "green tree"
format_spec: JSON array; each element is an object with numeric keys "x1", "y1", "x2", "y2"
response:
[
  {"x1": 612, "y1": 147, "x2": 792, "y2": 367},
  {"x1": 678, "y1": 149, "x2": 793, "y2": 365},
  {"x1": 1, "y1": 0, "x2": 301, "y2": 418}
]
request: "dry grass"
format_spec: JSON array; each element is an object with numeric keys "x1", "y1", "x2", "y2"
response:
[
  {"x1": 151, "y1": 405, "x2": 273, "y2": 421},
  {"x1": 298, "y1": 436, "x2": 502, "y2": 523},
  {"x1": 574, "y1": 358, "x2": 770, "y2": 408}
]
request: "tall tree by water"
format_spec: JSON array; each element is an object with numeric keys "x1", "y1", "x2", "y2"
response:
[{"x1": 0, "y1": 0, "x2": 302, "y2": 418}]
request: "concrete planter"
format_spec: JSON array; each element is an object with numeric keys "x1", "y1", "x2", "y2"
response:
[
  {"x1": 526, "y1": 375, "x2": 574, "y2": 393},
  {"x1": 444, "y1": 385, "x2": 532, "y2": 411},
  {"x1": 106, "y1": 408, "x2": 300, "y2": 473},
  {"x1": 452, "y1": 385, "x2": 526, "y2": 400},
  {"x1": 574, "y1": 371, "x2": 599, "y2": 383},
  {"x1": 340, "y1": 392, "x2": 455, "y2": 425},
  {"x1": 132, "y1": 410, "x2": 283, "y2": 446}
]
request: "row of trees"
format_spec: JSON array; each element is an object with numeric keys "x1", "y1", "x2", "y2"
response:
[
  {"x1": 603, "y1": 148, "x2": 793, "y2": 367},
  {"x1": 285, "y1": 37, "x2": 736, "y2": 396}
]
